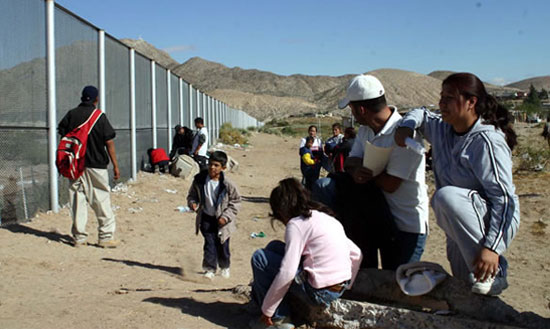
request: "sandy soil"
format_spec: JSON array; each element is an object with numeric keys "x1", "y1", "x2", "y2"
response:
[{"x1": 1, "y1": 123, "x2": 549, "y2": 328}]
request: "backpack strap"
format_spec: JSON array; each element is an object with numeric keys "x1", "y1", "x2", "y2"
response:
[{"x1": 77, "y1": 109, "x2": 103, "y2": 135}]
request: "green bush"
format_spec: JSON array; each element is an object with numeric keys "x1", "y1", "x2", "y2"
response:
[{"x1": 218, "y1": 123, "x2": 248, "y2": 145}]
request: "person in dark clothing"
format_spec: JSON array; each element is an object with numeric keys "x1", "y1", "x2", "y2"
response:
[
  {"x1": 170, "y1": 125, "x2": 187, "y2": 159},
  {"x1": 332, "y1": 127, "x2": 356, "y2": 173},
  {"x1": 57, "y1": 85, "x2": 120, "y2": 248}
]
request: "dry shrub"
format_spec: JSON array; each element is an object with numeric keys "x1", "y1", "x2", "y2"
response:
[{"x1": 219, "y1": 123, "x2": 248, "y2": 145}]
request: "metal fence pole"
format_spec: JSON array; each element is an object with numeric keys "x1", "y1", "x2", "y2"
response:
[
  {"x1": 151, "y1": 61, "x2": 157, "y2": 148},
  {"x1": 130, "y1": 49, "x2": 137, "y2": 180},
  {"x1": 188, "y1": 84, "x2": 193, "y2": 127},
  {"x1": 179, "y1": 78, "x2": 183, "y2": 126},
  {"x1": 167, "y1": 69, "x2": 172, "y2": 150},
  {"x1": 46, "y1": 0, "x2": 58, "y2": 213},
  {"x1": 99, "y1": 30, "x2": 106, "y2": 112}
]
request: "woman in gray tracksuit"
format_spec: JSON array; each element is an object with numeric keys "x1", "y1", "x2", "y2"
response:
[{"x1": 395, "y1": 73, "x2": 520, "y2": 296}]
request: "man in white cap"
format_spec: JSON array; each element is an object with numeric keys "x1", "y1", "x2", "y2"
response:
[{"x1": 313, "y1": 74, "x2": 429, "y2": 270}]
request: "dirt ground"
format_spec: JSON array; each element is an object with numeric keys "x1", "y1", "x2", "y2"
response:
[{"x1": 1, "y1": 123, "x2": 549, "y2": 328}]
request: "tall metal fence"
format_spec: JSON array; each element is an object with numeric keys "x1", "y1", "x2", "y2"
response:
[{"x1": 0, "y1": 0, "x2": 261, "y2": 224}]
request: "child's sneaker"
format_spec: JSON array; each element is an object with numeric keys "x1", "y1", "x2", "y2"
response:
[
  {"x1": 203, "y1": 270, "x2": 215, "y2": 279},
  {"x1": 471, "y1": 275, "x2": 508, "y2": 296},
  {"x1": 220, "y1": 268, "x2": 230, "y2": 279}
]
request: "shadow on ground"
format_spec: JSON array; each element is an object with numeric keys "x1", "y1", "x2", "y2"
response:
[
  {"x1": 102, "y1": 258, "x2": 183, "y2": 276},
  {"x1": 2, "y1": 223, "x2": 73, "y2": 246},
  {"x1": 143, "y1": 296, "x2": 251, "y2": 328},
  {"x1": 242, "y1": 196, "x2": 269, "y2": 204}
]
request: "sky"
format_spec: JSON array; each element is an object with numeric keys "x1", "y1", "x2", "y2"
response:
[{"x1": 54, "y1": 0, "x2": 550, "y2": 85}]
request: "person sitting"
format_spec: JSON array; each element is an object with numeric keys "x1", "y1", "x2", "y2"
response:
[
  {"x1": 147, "y1": 147, "x2": 170, "y2": 173},
  {"x1": 249, "y1": 178, "x2": 362, "y2": 329},
  {"x1": 395, "y1": 72, "x2": 520, "y2": 296}
]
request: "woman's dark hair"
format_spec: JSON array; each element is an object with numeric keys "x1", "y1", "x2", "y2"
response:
[
  {"x1": 308, "y1": 125, "x2": 318, "y2": 132},
  {"x1": 269, "y1": 178, "x2": 335, "y2": 224},
  {"x1": 332, "y1": 123, "x2": 342, "y2": 130},
  {"x1": 442, "y1": 73, "x2": 517, "y2": 150}
]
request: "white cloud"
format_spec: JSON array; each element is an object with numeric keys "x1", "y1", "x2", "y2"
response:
[
  {"x1": 163, "y1": 45, "x2": 197, "y2": 53},
  {"x1": 489, "y1": 77, "x2": 512, "y2": 86}
]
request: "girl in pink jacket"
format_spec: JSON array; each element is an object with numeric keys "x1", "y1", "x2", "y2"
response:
[{"x1": 250, "y1": 178, "x2": 362, "y2": 328}]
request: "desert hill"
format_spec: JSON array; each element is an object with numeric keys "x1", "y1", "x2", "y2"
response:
[
  {"x1": 428, "y1": 70, "x2": 521, "y2": 94},
  {"x1": 506, "y1": 76, "x2": 550, "y2": 91}
]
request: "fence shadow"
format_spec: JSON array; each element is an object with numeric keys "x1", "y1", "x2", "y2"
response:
[
  {"x1": 143, "y1": 296, "x2": 251, "y2": 328},
  {"x1": 2, "y1": 223, "x2": 73, "y2": 246},
  {"x1": 102, "y1": 258, "x2": 183, "y2": 276}
]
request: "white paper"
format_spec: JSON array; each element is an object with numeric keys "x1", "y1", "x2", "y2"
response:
[{"x1": 363, "y1": 141, "x2": 393, "y2": 176}]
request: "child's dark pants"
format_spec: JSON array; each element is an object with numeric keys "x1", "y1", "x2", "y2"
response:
[{"x1": 199, "y1": 212, "x2": 230, "y2": 271}]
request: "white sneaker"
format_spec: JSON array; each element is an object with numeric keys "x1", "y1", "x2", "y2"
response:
[
  {"x1": 471, "y1": 276, "x2": 508, "y2": 296},
  {"x1": 220, "y1": 268, "x2": 230, "y2": 279},
  {"x1": 203, "y1": 271, "x2": 215, "y2": 279}
]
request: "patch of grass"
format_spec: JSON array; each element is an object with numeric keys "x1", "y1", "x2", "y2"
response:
[
  {"x1": 218, "y1": 123, "x2": 248, "y2": 145},
  {"x1": 515, "y1": 145, "x2": 550, "y2": 172},
  {"x1": 531, "y1": 219, "x2": 547, "y2": 237}
]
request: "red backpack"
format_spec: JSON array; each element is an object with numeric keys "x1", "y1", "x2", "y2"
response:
[{"x1": 56, "y1": 109, "x2": 103, "y2": 180}]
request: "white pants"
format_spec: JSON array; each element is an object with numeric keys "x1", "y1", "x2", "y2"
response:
[
  {"x1": 432, "y1": 186, "x2": 518, "y2": 281},
  {"x1": 69, "y1": 168, "x2": 116, "y2": 242}
]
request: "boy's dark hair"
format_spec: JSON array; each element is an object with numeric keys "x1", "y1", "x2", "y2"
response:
[
  {"x1": 305, "y1": 136, "x2": 314, "y2": 144},
  {"x1": 209, "y1": 150, "x2": 228, "y2": 166},
  {"x1": 344, "y1": 127, "x2": 356, "y2": 139},
  {"x1": 350, "y1": 95, "x2": 387, "y2": 113},
  {"x1": 194, "y1": 117, "x2": 204, "y2": 125},
  {"x1": 332, "y1": 123, "x2": 342, "y2": 130},
  {"x1": 269, "y1": 178, "x2": 336, "y2": 224}
]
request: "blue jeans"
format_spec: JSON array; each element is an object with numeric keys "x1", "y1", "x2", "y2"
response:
[{"x1": 250, "y1": 240, "x2": 346, "y2": 319}]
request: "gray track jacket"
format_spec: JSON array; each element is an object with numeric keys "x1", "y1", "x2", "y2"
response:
[{"x1": 401, "y1": 108, "x2": 520, "y2": 255}]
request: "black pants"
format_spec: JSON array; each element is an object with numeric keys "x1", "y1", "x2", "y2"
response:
[
  {"x1": 155, "y1": 160, "x2": 169, "y2": 173},
  {"x1": 199, "y1": 212, "x2": 230, "y2": 271},
  {"x1": 329, "y1": 172, "x2": 399, "y2": 270}
]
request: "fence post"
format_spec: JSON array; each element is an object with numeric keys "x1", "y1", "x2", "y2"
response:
[
  {"x1": 179, "y1": 78, "x2": 184, "y2": 126},
  {"x1": 151, "y1": 61, "x2": 157, "y2": 148},
  {"x1": 188, "y1": 84, "x2": 194, "y2": 127},
  {"x1": 130, "y1": 49, "x2": 137, "y2": 180},
  {"x1": 167, "y1": 69, "x2": 172, "y2": 151},
  {"x1": 99, "y1": 30, "x2": 106, "y2": 113},
  {"x1": 46, "y1": 0, "x2": 58, "y2": 213}
]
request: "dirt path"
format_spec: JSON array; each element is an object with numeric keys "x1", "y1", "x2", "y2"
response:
[{"x1": 0, "y1": 128, "x2": 549, "y2": 328}]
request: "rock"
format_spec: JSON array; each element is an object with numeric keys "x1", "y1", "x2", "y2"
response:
[{"x1": 288, "y1": 269, "x2": 550, "y2": 328}]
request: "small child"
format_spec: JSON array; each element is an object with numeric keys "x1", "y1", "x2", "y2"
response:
[
  {"x1": 299, "y1": 136, "x2": 319, "y2": 190},
  {"x1": 187, "y1": 151, "x2": 241, "y2": 279}
]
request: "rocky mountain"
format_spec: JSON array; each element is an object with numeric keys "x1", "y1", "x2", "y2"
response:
[
  {"x1": 506, "y1": 76, "x2": 550, "y2": 91},
  {"x1": 428, "y1": 70, "x2": 520, "y2": 94},
  {"x1": 116, "y1": 39, "x2": 540, "y2": 121}
]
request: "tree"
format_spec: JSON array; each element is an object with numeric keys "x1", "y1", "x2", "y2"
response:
[
  {"x1": 539, "y1": 88, "x2": 548, "y2": 100},
  {"x1": 522, "y1": 84, "x2": 542, "y2": 114}
]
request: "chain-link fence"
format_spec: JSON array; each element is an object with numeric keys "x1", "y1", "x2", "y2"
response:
[{"x1": 0, "y1": 0, "x2": 261, "y2": 224}]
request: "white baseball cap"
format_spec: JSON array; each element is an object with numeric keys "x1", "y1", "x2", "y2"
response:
[{"x1": 338, "y1": 74, "x2": 385, "y2": 109}]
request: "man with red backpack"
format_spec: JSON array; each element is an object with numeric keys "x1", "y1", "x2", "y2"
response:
[{"x1": 57, "y1": 86, "x2": 120, "y2": 248}]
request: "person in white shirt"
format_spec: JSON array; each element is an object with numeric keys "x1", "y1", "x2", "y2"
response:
[
  {"x1": 313, "y1": 74, "x2": 429, "y2": 270},
  {"x1": 191, "y1": 117, "x2": 209, "y2": 171}
]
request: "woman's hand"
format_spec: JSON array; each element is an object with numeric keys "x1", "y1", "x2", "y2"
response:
[
  {"x1": 473, "y1": 247, "x2": 499, "y2": 281},
  {"x1": 394, "y1": 127, "x2": 414, "y2": 147}
]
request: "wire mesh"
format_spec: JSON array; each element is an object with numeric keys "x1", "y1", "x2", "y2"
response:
[{"x1": 105, "y1": 36, "x2": 130, "y2": 129}]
